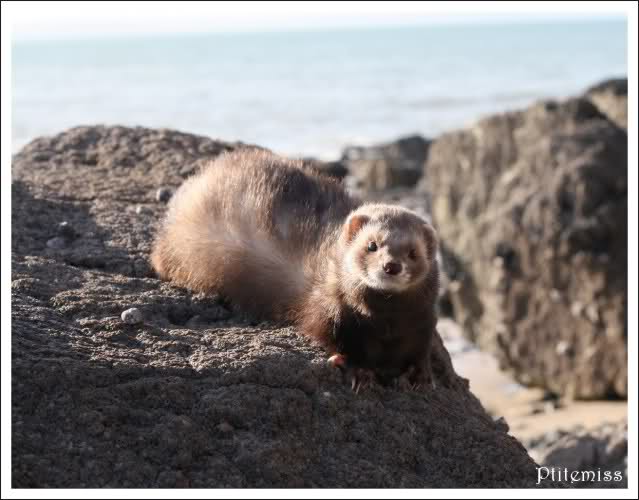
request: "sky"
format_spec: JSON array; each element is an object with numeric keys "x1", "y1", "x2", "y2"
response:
[{"x1": 7, "y1": 1, "x2": 630, "y2": 41}]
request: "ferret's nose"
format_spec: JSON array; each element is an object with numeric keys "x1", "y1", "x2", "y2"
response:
[{"x1": 383, "y1": 261, "x2": 402, "y2": 275}]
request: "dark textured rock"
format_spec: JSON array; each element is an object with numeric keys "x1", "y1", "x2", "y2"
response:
[
  {"x1": 11, "y1": 126, "x2": 541, "y2": 488},
  {"x1": 420, "y1": 94, "x2": 627, "y2": 400},
  {"x1": 342, "y1": 134, "x2": 430, "y2": 191},
  {"x1": 57, "y1": 221, "x2": 76, "y2": 239},
  {"x1": 585, "y1": 78, "x2": 627, "y2": 129}
]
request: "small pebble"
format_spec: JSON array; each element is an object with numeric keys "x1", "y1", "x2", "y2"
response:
[
  {"x1": 135, "y1": 205, "x2": 152, "y2": 215},
  {"x1": 544, "y1": 430, "x2": 561, "y2": 444},
  {"x1": 531, "y1": 400, "x2": 558, "y2": 415},
  {"x1": 494, "y1": 416, "x2": 509, "y2": 433},
  {"x1": 217, "y1": 422, "x2": 234, "y2": 434},
  {"x1": 556, "y1": 341, "x2": 571, "y2": 355},
  {"x1": 121, "y1": 307, "x2": 143, "y2": 325},
  {"x1": 46, "y1": 236, "x2": 67, "y2": 249},
  {"x1": 585, "y1": 303, "x2": 599, "y2": 323},
  {"x1": 156, "y1": 187, "x2": 173, "y2": 203},
  {"x1": 570, "y1": 301, "x2": 584, "y2": 318},
  {"x1": 57, "y1": 221, "x2": 76, "y2": 238}
]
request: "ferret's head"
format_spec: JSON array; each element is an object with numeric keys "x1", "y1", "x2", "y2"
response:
[{"x1": 339, "y1": 204, "x2": 438, "y2": 293}]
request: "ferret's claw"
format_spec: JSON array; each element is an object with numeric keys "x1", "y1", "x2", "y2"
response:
[
  {"x1": 347, "y1": 368, "x2": 375, "y2": 394},
  {"x1": 396, "y1": 362, "x2": 435, "y2": 392}
]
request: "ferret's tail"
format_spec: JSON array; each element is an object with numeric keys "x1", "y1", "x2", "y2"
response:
[{"x1": 151, "y1": 218, "x2": 306, "y2": 321}]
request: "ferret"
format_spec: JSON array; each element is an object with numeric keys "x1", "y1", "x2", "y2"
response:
[{"x1": 151, "y1": 149, "x2": 440, "y2": 391}]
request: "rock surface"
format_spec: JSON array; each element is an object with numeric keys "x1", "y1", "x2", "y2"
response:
[
  {"x1": 420, "y1": 92, "x2": 628, "y2": 400},
  {"x1": 301, "y1": 157, "x2": 350, "y2": 180},
  {"x1": 12, "y1": 126, "x2": 541, "y2": 488},
  {"x1": 342, "y1": 134, "x2": 430, "y2": 191}
]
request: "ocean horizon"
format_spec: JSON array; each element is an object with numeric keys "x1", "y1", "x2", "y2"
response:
[{"x1": 12, "y1": 18, "x2": 627, "y2": 158}]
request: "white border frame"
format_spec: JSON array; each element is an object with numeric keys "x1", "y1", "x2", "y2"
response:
[{"x1": 2, "y1": 1, "x2": 637, "y2": 498}]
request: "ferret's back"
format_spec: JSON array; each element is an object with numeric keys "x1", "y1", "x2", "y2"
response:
[
  {"x1": 182, "y1": 149, "x2": 357, "y2": 251},
  {"x1": 151, "y1": 149, "x2": 358, "y2": 318}
]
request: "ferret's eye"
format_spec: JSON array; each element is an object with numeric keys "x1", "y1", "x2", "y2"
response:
[
  {"x1": 408, "y1": 249, "x2": 417, "y2": 260},
  {"x1": 367, "y1": 241, "x2": 378, "y2": 252}
]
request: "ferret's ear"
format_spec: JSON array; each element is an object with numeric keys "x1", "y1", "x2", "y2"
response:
[
  {"x1": 342, "y1": 214, "x2": 370, "y2": 243},
  {"x1": 423, "y1": 222, "x2": 439, "y2": 257}
]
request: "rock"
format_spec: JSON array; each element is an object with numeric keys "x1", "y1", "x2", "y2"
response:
[
  {"x1": 555, "y1": 341, "x2": 572, "y2": 356},
  {"x1": 530, "y1": 401, "x2": 557, "y2": 415},
  {"x1": 12, "y1": 125, "x2": 247, "y2": 201},
  {"x1": 57, "y1": 221, "x2": 76, "y2": 239},
  {"x1": 184, "y1": 310, "x2": 231, "y2": 329},
  {"x1": 526, "y1": 421, "x2": 627, "y2": 488},
  {"x1": 301, "y1": 158, "x2": 349, "y2": 180},
  {"x1": 155, "y1": 187, "x2": 173, "y2": 203},
  {"x1": 46, "y1": 236, "x2": 68, "y2": 250},
  {"x1": 585, "y1": 78, "x2": 627, "y2": 129},
  {"x1": 12, "y1": 126, "x2": 540, "y2": 487},
  {"x1": 135, "y1": 205, "x2": 152, "y2": 215},
  {"x1": 216, "y1": 421, "x2": 234, "y2": 434},
  {"x1": 420, "y1": 89, "x2": 627, "y2": 400},
  {"x1": 342, "y1": 134, "x2": 430, "y2": 191},
  {"x1": 121, "y1": 307, "x2": 143, "y2": 325},
  {"x1": 494, "y1": 416, "x2": 509, "y2": 433}
]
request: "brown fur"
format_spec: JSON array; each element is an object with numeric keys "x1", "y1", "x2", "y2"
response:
[{"x1": 151, "y1": 149, "x2": 440, "y2": 382}]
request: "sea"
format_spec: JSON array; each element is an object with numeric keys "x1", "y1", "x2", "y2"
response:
[{"x1": 12, "y1": 19, "x2": 627, "y2": 158}]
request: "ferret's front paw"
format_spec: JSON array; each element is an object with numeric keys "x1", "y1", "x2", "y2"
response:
[
  {"x1": 348, "y1": 367, "x2": 376, "y2": 394},
  {"x1": 397, "y1": 363, "x2": 436, "y2": 392},
  {"x1": 327, "y1": 353, "x2": 376, "y2": 394}
]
